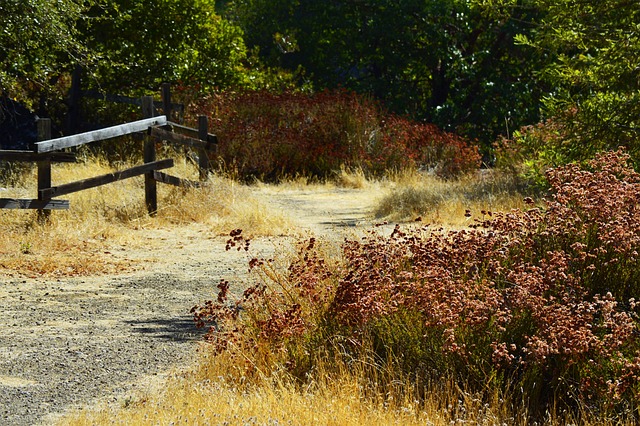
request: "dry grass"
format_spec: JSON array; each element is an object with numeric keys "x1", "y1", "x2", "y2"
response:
[
  {"x1": 61, "y1": 346, "x2": 609, "y2": 426},
  {"x1": 375, "y1": 169, "x2": 530, "y2": 225},
  {"x1": 0, "y1": 154, "x2": 293, "y2": 277},
  {"x1": 58, "y1": 349, "x2": 502, "y2": 426}
]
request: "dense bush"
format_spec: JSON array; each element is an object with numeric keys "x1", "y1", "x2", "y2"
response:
[
  {"x1": 194, "y1": 149, "x2": 640, "y2": 421},
  {"x1": 495, "y1": 115, "x2": 570, "y2": 190},
  {"x1": 495, "y1": 107, "x2": 640, "y2": 192},
  {"x1": 190, "y1": 90, "x2": 480, "y2": 181}
]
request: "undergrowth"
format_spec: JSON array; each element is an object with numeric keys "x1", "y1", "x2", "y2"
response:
[
  {"x1": 189, "y1": 89, "x2": 481, "y2": 182},
  {"x1": 193, "y1": 149, "x2": 640, "y2": 423}
]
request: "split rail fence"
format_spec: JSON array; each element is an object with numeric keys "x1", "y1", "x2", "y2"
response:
[{"x1": 0, "y1": 94, "x2": 217, "y2": 217}]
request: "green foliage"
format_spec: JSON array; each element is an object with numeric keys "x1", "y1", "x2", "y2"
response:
[
  {"x1": 195, "y1": 150, "x2": 640, "y2": 421},
  {"x1": 516, "y1": 0, "x2": 640, "y2": 159},
  {"x1": 496, "y1": 114, "x2": 571, "y2": 190},
  {"x1": 0, "y1": 0, "x2": 92, "y2": 106},
  {"x1": 190, "y1": 90, "x2": 480, "y2": 181},
  {"x1": 81, "y1": 0, "x2": 250, "y2": 94},
  {"x1": 223, "y1": 0, "x2": 548, "y2": 146}
]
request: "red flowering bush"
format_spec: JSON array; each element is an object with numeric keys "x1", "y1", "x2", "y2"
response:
[
  {"x1": 194, "y1": 149, "x2": 640, "y2": 420},
  {"x1": 376, "y1": 116, "x2": 481, "y2": 178},
  {"x1": 189, "y1": 90, "x2": 480, "y2": 181}
]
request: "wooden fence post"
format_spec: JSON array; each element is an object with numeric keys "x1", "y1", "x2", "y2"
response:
[
  {"x1": 37, "y1": 118, "x2": 52, "y2": 221},
  {"x1": 198, "y1": 115, "x2": 210, "y2": 181},
  {"x1": 161, "y1": 83, "x2": 172, "y2": 121},
  {"x1": 142, "y1": 96, "x2": 157, "y2": 216}
]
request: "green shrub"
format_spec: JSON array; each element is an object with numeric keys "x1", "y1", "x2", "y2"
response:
[{"x1": 495, "y1": 115, "x2": 570, "y2": 190}]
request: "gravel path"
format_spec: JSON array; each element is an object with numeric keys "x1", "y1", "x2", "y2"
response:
[
  {"x1": 0, "y1": 188, "x2": 380, "y2": 425},
  {"x1": 0, "y1": 230, "x2": 259, "y2": 426}
]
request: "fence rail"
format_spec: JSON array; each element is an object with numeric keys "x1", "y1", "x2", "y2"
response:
[
  {"x1": 0, "y1": 86, "x2": 216, "y2": 216},
  {"x1": 34, "y1": 116, "x2": 168, "y2": 153}
]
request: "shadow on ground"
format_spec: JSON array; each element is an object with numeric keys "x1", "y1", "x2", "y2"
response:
[{"x1": 125, "y1": 317, "x2": 206, "y2": 342}]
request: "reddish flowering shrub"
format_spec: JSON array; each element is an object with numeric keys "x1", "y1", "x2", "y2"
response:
[
  {"x1": 194, "y1": 149, "x2": 640, "y2": 420},
  {"x1": 189, "y1": 90, "x2": 480, "y2": 181},
  {"x1": 376, "y1": 116, "x2": 481, "y2": 178}
]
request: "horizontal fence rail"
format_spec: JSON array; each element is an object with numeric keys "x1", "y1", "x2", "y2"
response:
[
  {"x1": 0, "y1": 151, "x2": 77, "y2": 163},
  {"x1": 34, "y1": 116, "x2": 168, "y2": 153},
  {"x1": 39, "y1": 159, "x2": 174, "y2": 199},
  {"x1": 0, "y1": 199, "x2": 70, "y2": 210},
  {"x1": 1, "y1": 85, "x2": 217, "y2": 215},
  {"x1": 81, "y1": 89, "x2": 185, "y2": 113},
  {"x1": 150, "y1": 126, "x2": 216, "y2": 151}
]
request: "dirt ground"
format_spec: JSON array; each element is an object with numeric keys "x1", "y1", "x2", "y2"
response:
[{"x1": 0, "y1": 187, "x2": 386, "y2": 426}]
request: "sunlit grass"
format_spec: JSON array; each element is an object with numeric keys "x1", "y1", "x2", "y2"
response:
[
  {"x1": 59, "y1": 348, "x2": 503, "y2": 426},
  {"x1": 0, "y1": 154, "x2": 293, "y2": 277},
  {"x1": 375, "y1": 169, "x2": 531, "y2": 225},
  {"x1": 62, "y1": 343, "x2": 619, "y2": 426}
]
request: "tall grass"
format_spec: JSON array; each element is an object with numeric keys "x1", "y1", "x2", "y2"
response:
[
  {"x1": 375, "y1": 169, "x2": 529, "y2": 225},
  {"x1": 61, "y1": 349, "x2": 534, "y2": 426}
]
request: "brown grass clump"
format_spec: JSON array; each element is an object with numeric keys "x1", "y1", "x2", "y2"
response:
[{"x1": 375, "y1": 169, "x2": 528, "y2": 224}]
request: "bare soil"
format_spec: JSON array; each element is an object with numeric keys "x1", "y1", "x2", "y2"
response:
[{"x1": 0, "y1": 187, "x2": 384, "y2": 425}]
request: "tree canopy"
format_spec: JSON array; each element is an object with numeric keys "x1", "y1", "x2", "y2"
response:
[
  {"x1": 3, "y1": 0, "x2": 639, "y2": 161},
  {"x1": 81, "y1": 0, "x2": 250, "y2": 94},
  {"x1": 0, "y1": 0, "x2": 91, "y2": 105},
  {"x1": 224, "y1": 0, "x2": 549, "y2": 146},
  {"x1": 522, "y1": 0, "x2": 640, "y2": 157}
]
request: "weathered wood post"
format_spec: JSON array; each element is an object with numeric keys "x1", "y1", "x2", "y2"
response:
[
  {"x1": 37, "y1": 118, "x2": 52, "y2": 221},
  {"x1": 161, "y1": 83, "x2": 172, "y2": 122},
  {"x1": 142, "y1": 96, "x2": 157, "y2": 215},
  {"x1": 198, "y1": 115, "x2": 210, "y2": 181}
]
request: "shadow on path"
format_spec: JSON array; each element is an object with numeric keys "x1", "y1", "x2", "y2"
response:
[{"x1": 124, "y1": 317, "x2": 206, "y2": 342}]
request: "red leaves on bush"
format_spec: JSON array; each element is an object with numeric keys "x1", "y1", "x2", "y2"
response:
[{"x1": 189, "y1": 89, "x2": 480, "y2": 181}]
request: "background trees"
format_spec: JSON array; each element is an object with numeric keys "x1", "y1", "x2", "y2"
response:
[
  {"x1": 3, "y1": 0, "x2": 639, "y2": 167},
  {"x1": 80, "y1": 0, "x2": 251, "y2": 94},
  {"x1": 0, "y1": 0, "x2": 92, "y2": 108},
  {"x1": 223, "y1": 0, "x2": 549, "y2": 147},
  {"x1": 522, "y1": 0, "x2": 640, "y2": 158}
]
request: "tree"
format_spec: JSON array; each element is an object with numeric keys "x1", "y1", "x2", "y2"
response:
[
  {"x1": 81, "y1": 0, "x2": 250, "y2": 94},
  {"x1": 224, "y1": 0, "x2": 548, "y2": 147},
  {"x1": 0, "y1": 0, "x2": 92, "y2": 107},
  {"x1": 519, "y1": 0, "x2": 640, "y2": 159}
]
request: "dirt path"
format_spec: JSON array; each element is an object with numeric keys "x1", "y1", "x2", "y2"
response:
[{"x1": 0, "y1": 187, "x2": 384, "y2": 425}]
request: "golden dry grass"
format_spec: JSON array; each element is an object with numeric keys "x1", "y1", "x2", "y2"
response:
[
  {"x1": 61, "y1": 346, "x2": 606, "y2": 426},
  {"x1": 375, "y1": 169, "x2": 531, "y2": 225},
  {"x1": 0, "y1": 154, "x2": 293, "y2": 277},
  {"x1": 58, "y1": 348, "x2": 470, "y2": 426}
]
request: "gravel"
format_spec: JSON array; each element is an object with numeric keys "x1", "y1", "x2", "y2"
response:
[
  {"x1": 0, "y1": 230, "x2": 264, "y2": 426},
  {"x1": 0, "y1": 188, "x2": 377, "y2": 425}
]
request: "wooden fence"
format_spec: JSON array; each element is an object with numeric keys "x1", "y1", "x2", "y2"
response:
[{"x1": 0, "y1": 94, "x2": 217, "y2": 217}]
